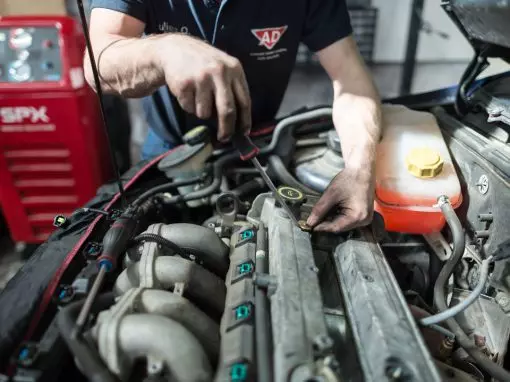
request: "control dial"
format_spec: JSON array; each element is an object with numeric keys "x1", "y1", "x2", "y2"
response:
[
  {"x1": 9, "y1": 28, "x2": 33, "y2": 50},
  {"x1": 8, "y1": 60, "x2": 31, "y2": 82}
]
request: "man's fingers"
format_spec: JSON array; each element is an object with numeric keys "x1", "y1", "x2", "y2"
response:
[
  {"x1": 213, "y1": 76, "x2": 236, "y2": 141},
  {"x1": 195, "y1": 79, "x2": 213, "y2": 120},
  {"x1": 177, "y1": 88, "x2": 196, "y2": 115},
  {"x1": 306, "y1": 187, "x2": 337, "y2": 227},
  {"x1": 232, "y1": 73, "x2": 252, "y2": 134},
  {"x1": 314, "y1": 215, "x2": 356, "y2": 233}
]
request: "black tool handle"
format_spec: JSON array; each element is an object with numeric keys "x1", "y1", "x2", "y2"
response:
[
  {"x1": 232, "y1": 131, "x2": 260, "y2": 161},
  {"x1": 96, "y1": 211, "x2": 138, "y2": 271}
]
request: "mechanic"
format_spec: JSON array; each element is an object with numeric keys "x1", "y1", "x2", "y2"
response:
[{"x1": 85, "y1": 0, "x2": 382, "y2": 233}]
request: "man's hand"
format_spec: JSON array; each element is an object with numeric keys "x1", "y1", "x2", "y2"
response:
[
  {"x1": 307, "y1": 36, "x2": 382, "y2": 233},
  {"x1": 307, "y1": 167, "x2": 375, "y2": 232},
  {"x1": 160, "y1": 34, "x2": 252, "y2": 141},
  {"x1": 85, "y1": 9, "x2": 251, "y2": 142}
]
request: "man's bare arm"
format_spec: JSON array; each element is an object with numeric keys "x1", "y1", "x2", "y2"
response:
[
  {"x1": 84, "y1": 8, "x2": 252, "y2": 140},
  {"x1": 84, "y1": 8, "x2": 164, "y2": 97},
  {"x1": 321, "y1": 36, "x2": 381, "y2": 177},
  {"x1": 307, "y1": 36, "x2": 382, "y2": 232}
]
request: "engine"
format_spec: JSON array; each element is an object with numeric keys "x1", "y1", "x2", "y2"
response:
[
  {"x1": 56, "y1": 189, "x2": 449, "y2": 382},
  {"x1": 3, "y1": 105, "x2": 510, "y2": 382}
]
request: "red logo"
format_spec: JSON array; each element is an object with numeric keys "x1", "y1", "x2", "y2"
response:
[{"x1": 251, "y1": 26, "x2": 288, "y2": 50}]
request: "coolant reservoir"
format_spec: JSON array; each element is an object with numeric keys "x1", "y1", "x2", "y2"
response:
[{"x1": 374, "y1": 104, "x2": 462, "y2": 233}]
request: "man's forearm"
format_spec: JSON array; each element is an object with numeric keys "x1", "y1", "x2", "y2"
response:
[
  {"x1": 332, "y1": 75, "x2": 382, "y2": 178},
  {"x1": 84, "y1": 34, "x2": 167, "y2": 98}
]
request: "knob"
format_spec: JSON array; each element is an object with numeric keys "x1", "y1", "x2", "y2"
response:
[
  {"x1": 184, "y1": 125, "x2": 210, "y2": 146},
  {"x1": 42, "y1": 61, "x2": 54, "y2": 71},
  {"x1": 42, "y1": 39, "x2": 54, "y2": 49}
]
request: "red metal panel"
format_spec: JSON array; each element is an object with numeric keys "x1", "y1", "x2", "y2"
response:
[{"x1": 0, "y1": 16, "x2": 112, "y2": 243}]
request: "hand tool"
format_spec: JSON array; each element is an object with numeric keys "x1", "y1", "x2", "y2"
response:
[
  {"x1": 231, "y1": 131, "x2": 301, "y2": 228},
  {"x1": 72, "y1": 208, "x2": 139, "y2": 337}
]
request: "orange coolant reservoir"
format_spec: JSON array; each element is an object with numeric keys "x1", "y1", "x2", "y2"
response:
[{"x1": 374, "y1": 104, "x2": 462, "y2": 234}]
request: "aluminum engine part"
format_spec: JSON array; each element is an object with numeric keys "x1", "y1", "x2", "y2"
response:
[
  {"x1": 294, "y1": 131, "x2": 344, "y2": 193},
  {"x1": 114, "y1": 254, "x2": 225, "y2": 314},
  {"x1": 93, "y1": 288, "x2": 212, "y2": 382},
  {"x1": 334, "y1": 228, "x2": 441, "y2": 382},
  {"x1": 114, "y1": 223, "x2": 227, "y2": 314},
  {"x1": 91, "y1": 222, "x2": 237, "y2": 382},
  {"x1": 248, "y1": 193, "x2": 333, "y2": 381}
]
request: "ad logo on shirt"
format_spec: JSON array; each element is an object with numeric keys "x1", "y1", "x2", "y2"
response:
[{"x1": 251, "y1": 26, "x2": 288, "y2": 50}]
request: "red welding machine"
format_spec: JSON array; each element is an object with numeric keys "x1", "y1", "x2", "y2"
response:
[{"x1": 0, "y1": 16, "x2": 113, "y2": 243}]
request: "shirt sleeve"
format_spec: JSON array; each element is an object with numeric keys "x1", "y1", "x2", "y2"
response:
[
  {"x1": 301, "y1": 0, "x2": 353, "y2": 52},
  {"x1": 90, "y1": 0, "x2": 147, "y2": 23}
]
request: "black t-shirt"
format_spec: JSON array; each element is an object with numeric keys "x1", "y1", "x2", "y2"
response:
[{"x1": 90, "y1": 0, "x2": 352, "y2": 145}]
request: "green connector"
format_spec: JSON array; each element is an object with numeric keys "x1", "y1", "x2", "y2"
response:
[
  {"x1": 230, "y1": 363, "x2": 248, "y2": 381},
  {"x1": 235, "y1": 304, "x2": 251, "y2": 320},
  {"x1": 241, "y1": 230, "x2": 254, "y2": 240},
  {"x1": 238, "y1": 262, "x2": 253, "y2": 275}
]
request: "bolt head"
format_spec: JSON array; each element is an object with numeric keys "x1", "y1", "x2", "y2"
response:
[{"x1": 477, "y1": 175, "x2": 489, "y2": 195}]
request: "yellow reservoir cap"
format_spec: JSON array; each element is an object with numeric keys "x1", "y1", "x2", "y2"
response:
[{"x1": 406, "y1": 147, "x2": 444, "y2": 178}]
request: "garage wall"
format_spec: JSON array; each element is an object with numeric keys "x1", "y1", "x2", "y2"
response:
[
  {"x1": 372, "y1": 0, "x2": 473, "y2": 63},
  {"x1": 0, "y1": 0, "x2": 66, "y2": 16}
]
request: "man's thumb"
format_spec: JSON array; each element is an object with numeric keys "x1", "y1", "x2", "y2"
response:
[{"x1": 307, "y1": 193, "x2": 334, "y2": 227}]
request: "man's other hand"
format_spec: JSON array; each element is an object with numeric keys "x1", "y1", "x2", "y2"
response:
[
  {"x1": 161, "y1": 34, "x2": 252, "y2": 141},
  {"x1": 306, "y1": 168, "x2": 375, "y2": 233}
]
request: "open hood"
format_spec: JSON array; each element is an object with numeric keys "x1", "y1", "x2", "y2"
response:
[{"x1": 443, "y1": 0, "x2": 510, "y2": 59}]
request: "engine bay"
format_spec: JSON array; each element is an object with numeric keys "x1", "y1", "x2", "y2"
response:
[{"x1": 1, "y1": 100, "x2": 510, "y2": 382}]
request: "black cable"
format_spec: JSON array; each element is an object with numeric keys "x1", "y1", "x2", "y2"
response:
[
  {"x1": 131, "y1": 233, "x2": 186, "y2": 258},
  {"x1": 434, "y1": 196, "x2": 510, "y2": 381},
  {"x1": 73, "y1": 207, "x2": 109, "y2": 216},
  {"x1": 131, "y1": 175, "x2": 205, "y2": 208},
  {"x1": 77, "y1": 0, "x2": 127, "y2": 207}
]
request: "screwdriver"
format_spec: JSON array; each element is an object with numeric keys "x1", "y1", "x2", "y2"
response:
[
  {"x1": 231, "y1": 131, "x2": 300, "y2": 228},
  {"x1": 72, "y1": 208, "x2": 138, "y2": 337}
]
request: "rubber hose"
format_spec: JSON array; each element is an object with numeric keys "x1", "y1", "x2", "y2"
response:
[
  {"x1": 232, "y1": 178, "x2": 266, "y2": 197},
  {"x1": 267, "y1": 156, "x2": 319, "y2": 195},
  {"x1": 132, "y1": 175, "x2": 204, "y2": 208},
  {"x1": 423, "y1": 256, "x2": 492, "y2": 326},
  {"x1": 260, "y1": 108, "x2": 332, "y2": 155},
  {"x1": 433, "y1": 196, "x2": 510, "y2": 381},
  {"x1": 56, "y1": 293, "x2": 115, "y2": 382}
]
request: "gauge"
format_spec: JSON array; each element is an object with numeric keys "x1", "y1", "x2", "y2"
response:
[
  {"x1": 9, "y1": 28, "x2": 33, "y2": 50},
  {"x1": 8, "y1": 60, "x2": 31, "y2": 82}
]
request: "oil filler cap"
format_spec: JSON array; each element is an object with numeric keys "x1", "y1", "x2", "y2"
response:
[
  {"x1": 406, "y1": 148, "x2": 444, "y2": 178},
  {"x1": 277, "y1": 186, "x2": 305, "y2": 205}
]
